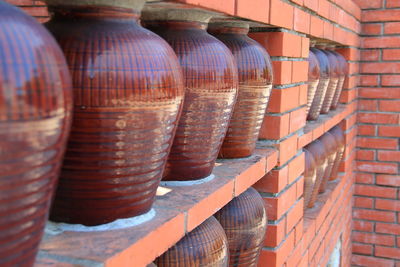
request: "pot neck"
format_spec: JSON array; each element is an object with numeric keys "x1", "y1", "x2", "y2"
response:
[
  {"x1": 145, "y1": 20, "x2": 207, "y2": 30},
  {"x1": 209, "y1": 26, "x2": 249, "y2": 35}
]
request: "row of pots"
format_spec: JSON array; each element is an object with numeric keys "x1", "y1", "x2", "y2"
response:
[
  {"x1": 0, "y1": 0, "x2": 273, "y2": 266},
  {"x1": 307, "y1": 46, "x2": 348, "y2": 121},
  {"x1": 303, "y1": 126, "x2": 345, "y2": 210}
]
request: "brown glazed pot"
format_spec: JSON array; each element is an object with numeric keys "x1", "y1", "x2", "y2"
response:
[
  {"x1": 155, "y1": 216, "x2": 229, "y2": 267},
  {"x1": 330, "y1": 51, "x2": 348, "y2": 110},
  {"x1": 143, "y1": 7, "x2": 238, "y2": 181},
  {"x1": 304, "y1": 140, "x2": 328, "y2": 207},
  {"x1": 304, "y1": 149, "x2": 318, "y2": 209},
  {"x1": 320, "y1": 50, "x2": 340, "y2": 114},
  {"x1": 45, "y1": 0, "x2": 185, "y2": 225},
  {"x1": 214, "y1": 187, "x2": 267, "y2": 267},
  {"x1": 329, "y1": 126, "x2": 345, "y2": 181},
  {"x1": 306, "y1": 50, "x2": 320, "y2": 116},
  {"x1": 308, "y1": 48, "x2": 330, "y2": 120},
  {"x1": 318, "y1": 132, "x2": 337, "y2": 193},
  {"x1": 0, "y1": 1, "x2": 72, "y2": 265},
  {"x1": 208, "y1": 21, "x2": 273, "y2": 158}
]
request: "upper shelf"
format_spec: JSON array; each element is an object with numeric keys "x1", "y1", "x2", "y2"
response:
[{"x1": 36, "y1": 145, "x2": 278, "y2": 267}]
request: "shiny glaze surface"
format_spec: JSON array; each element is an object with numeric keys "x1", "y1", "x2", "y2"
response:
[
  {"x1": 320, "y1": 50, "x2": 339, "y2": 114},
  {"x1": 0, "y1": 1, "x2": 72, "y2": 265},
  {"x1": 145, "y1": 21, "x2": 238, "y2": 180},
  {"x1": 304, "y1": 140, "x2": 328, "y2": 207},
  {"x1": 329, "y1": 126, "x2": 345, "y2": 181},
  {"x1": 330, "y1": 51, "x2": 348, "y2": 110},
  {"x1": 214, "y1": 187, "x2": 267, "y2": 266},
  {"x1": 318, "y1": 132, "x2": 337, "y2": 193},
  {"x1": 304, "y1": 149, "x2": 317, "y2": 209},
  {"x1": 155, "y1": 216, "x2": 229, "y2": 267},
  {"x1": 209, "y1": 26, "x2": 273, "y2": 158},
  {"x1": 306, "y1": 50, "x2": 320, "y2": 116},
  {"x1": 308, "y1": 48, "x2": 330, "y2": 121},
  {"x1": 46, "y1": 6, "x2": 184, "y2": 225}
]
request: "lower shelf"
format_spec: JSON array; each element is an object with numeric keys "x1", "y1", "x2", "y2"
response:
[{"x1": 36, "y1": 145, "x2": 278, "y2": 267}]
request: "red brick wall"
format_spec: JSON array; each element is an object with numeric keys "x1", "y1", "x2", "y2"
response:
[{"x1": 354, "y1": 0, "x2": 400, "y2": 266}]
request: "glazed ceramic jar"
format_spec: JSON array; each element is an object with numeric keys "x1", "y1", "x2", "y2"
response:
[
  {"x1": 45, "y1": 0, "x2": 185, "y2": 225},
  {"x1": 155, "y1": 216, "x2": 229, "y2": 266},
  {"x1": 306, "y1": 50, "x2": 320, "y2": 116},
  {"x1": 304, "y1": 149, "x2": 317, "y2": 209},
  {"x1": 308, "y1": 48, "x2": 330, "y2": 121},
  {"x1": 142, "y1": 6, "x2": 238, "y2": 181},
  {"x1": 319, "y1": 48, "x2": 340, "y2": 114},
  {"x1": 0, "y1": 1, "x2": 72, "y2": 265},
  {"x1": 304, "y1": 140, "x2": 328, "y2": 207},
  {"x1": 330, "y1": 50, "x2": 348, "y2": 110},
  {"x1": 318, "y1": 132, "x2": 337, "y2": 193},
  {"x1": 329, "y1": 126, "x2": 345, "y2": 180},
  {"x1": 208, "y1": 21, "x2": 273, "y2": 158},
  {"x1": 214, "y1": 187, "x2": 267, "y2": 267}
]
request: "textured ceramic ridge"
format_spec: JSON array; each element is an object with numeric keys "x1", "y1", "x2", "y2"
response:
[
  {"x1": 142, "y1": 5, "x2": 214, "y2": 23},
  {"x1": 304, "y1": 149, "x2": 317, "y2": 209},
  {"x1": 42, "y1": 0, "x2": 146, "y2": 10}
]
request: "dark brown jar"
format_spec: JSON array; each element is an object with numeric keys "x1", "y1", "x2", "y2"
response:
[
  {"x1": 214, "y1": 187, "x2": 267, "y2": 267},
  {"x1": 142, "y1": 7, "x2": 238, "y2": 181},
  {"x1": 319, "y1": 49, "x2": 340, "y2": 114},
  {"x1": 306, "y1": 50, "x2": 320, "y2": 116},
  {"x1": 0, "y1": 1, "x2": 72, "y2": 265},
  {"x1": 155, "y1": 216, "x2": 229, "y2": 267},
  {"x1": 304, "y1": 140, "x2": 328, "y2": 207},
  {"x1": 308, "y1": 48, "x2": 330, "y2": 120},
  {"x1": 329, "y1": 126, "x2": 345, "y2": 181},
  {"x1": 330, "y1": 51, "x2": 348, "y2": 110},
  {"x1": 45, "y1": 0, "x2": 185, "y2": 225},
  {"x1": 208, "y1": 21, "x2": 273, "y2": 158},
  {"x1": 304, "y1": 149, "x2": 317, "y2": 209},
  {"x1": 318, "y1": 132, "x2": 337, "y2": 193}
]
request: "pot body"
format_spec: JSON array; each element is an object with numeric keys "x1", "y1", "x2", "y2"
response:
[
  {"x1": 306, "y1": 50, "x2": 320, "y2": 116},
  {"x1": 0, "y1": 1, "x2": 72, "y2": 265},
  {"x1": 305, "y1": 140, "x2": 328, "y2": 207},
  {"x1": 329, "y1": 126, "x2": 345, "y2": 180},
  {"x1": 155, "y1": 216, "x2": 229, "y2": 267},
  {"x1": 330, "y1": 51, "x2": 348, "y2": 110},
  {"x1": 318, "y1": 132, "x2": 337, "y2": 193},
  {"x1": 308, "y1": 48, "x2": 330, "y2": 121},
  {"x1": 304, "y1": 149, "x2": 317, "y2": 209},
  {"x1": 210, "y1": 27, "x2": 273, "y2": 158},
  {"x1": 214, "y1": 187, "x2": 267, "y2": 267},
  {"x1": 145, "y1": 21, "x2": 238, "y2": 181},
  {"x1": 320, "y1": 50, "x2": 339, "y2": 114},
  {"x1": 46, "y1": 6, "x2": 184, "y2": 225}
]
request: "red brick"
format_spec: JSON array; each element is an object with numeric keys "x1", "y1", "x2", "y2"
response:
[
  {"x1": 236, "y1": 0, "x2": 269, "y2": 23},
  {"x1": 301, "y1": 38, "x2": 310, "y2": 58},
  {"x1": 353, "y1": 220, "x2": 374, "y2": 232},
  {"x1": 352, "y1": 255, "x2": 395, "y2": 267},
  {"x1": 310, "y1": 16, "x2": 324, "y2": 37},
  {"x1": 356, "y1": 173, "x2": 375, "y2": 184},
  {"x1": 376, "y1": 175, "x2": 400, "y2": 187},
  {"x1": 376, "y1": 223, "x2": 400, "y2": 235},
  {"x1": 386, "y1": 0, "x2": 400, "y2": 8},
  {"x1": 268, "y1": 86, "x2": 299, "y2": 112},
  {"x1": 378, "y1": 151, "x2": 400, "y2": 162},
  {"x1": 361, "y1": 61, "x2": 400, "y2": 73},
  {"x1": 355, "y1": 184, "x2": 397, "y2": 199},
  {"x1": 271, "y1": 61, "x2": 292, "y2": 84},
  {"x1": 264, "y1": 182, "x2": 297, "y2": 220},
  {"x1": 353, "y1": 0, "x2": 383, "y2": 9},
  {"x1": 269, "y1": 0, "x2": 294, "y2": 29},
  {"x1": 259, "y1": 113, "x2": 290, "y2": 140},
  {"x1": 354, "y1": 197, "x2": 374, "y2": 209},
  {"x1": 385, "y1": 22, "x2": 400, "y2": 34},
  {"x1": 356, "y1": 150, "x2": 375, "y2": 161},
  {"x1": 359, "y1": 75, "x2": 379, "y2": 86},
  {"x1": 357, "y1": 112, "x2": 399, "y2": 124},
  {"x1": 293, "y1": 8, "x2": 310, "y2": 34},
  {"x1": 358, "y1": 125, "x2": 376, "y2": 136},
  {"x1": 303, "y1": 0, "x2": 318, "y2": 11},
  {"x1": 379, "y1": 100, "x2": 400, "y2": 112},
  {"x1": 353, "y1": 243, "x2": 373, "y2": 255},
  {"x1": 292, "y1": 61, "x2": 308, "y2": 83},
  {"x1": 382, "y1": 49, "x2": 400, "y2": 61},
  {"x1": 318, "y1": 0, "x2": 330, "y2": 18},
  {"x1": 362, "y1": 9, "x2": 400, "y2": 22},
  {"x1": 357, "y1": 137, "x2": 398, "y2": 149},
  {"x1": 378, "y1": 125, "x2": 400, "y2": 137},
  {"x1": 264, "y1": 218, "x2": 286, "y2": 247},
  {"x1": 286, "y1": 199, "x2": 303, "y2": 233},
  {"x1": 359, "y1": 88, "x2": 400, "y2": 99},
  {"x1": 362, "y1": 23, "x2": 382, "y2": 35},
  {"x1": 382, "y1": 75, "x2": 400, "y2": 86},
  {"x1": 254, "y1": 167, "x2": 288, "y2": 193},
  {"x1": 289, "y1": 108, "x2": 306, "y2": 133},
  {"x1": 375, "y1": 199, "x2": 400, "y2": 212},
  {"x1": 375, "y1": 246, "x2": 400, "y2": 260},
  {"x1": 353, "y1": 209, "x2": 396, "y2": 223},
  {"x1": 360, "y1": 50, "x2": 380, "y2": 61},
  {"x1": 356, "y1": 161, "x2": 398, "y2": 174},
  {"x1": 353, "y1": 232, "x2": 395, "y2": 246},
  {"x1": 276, "y1": 134, "x2": 298, "y2": 165}
]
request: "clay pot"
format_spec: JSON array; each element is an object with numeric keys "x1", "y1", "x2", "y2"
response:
[
  {"x1": 318, "y1": 132, "x2": 337, "y2": 193},
  {"x1": 329, "y1": 126, "x2": 345, "y2": 181},
  {"x1": 142, "y1": 7, "x2": 238, "y2": 181},
  {"x1": 304, "y1": 140, "x2": 328, "y2": 207},
  {"x1": 304, "y1": 149, "x2": 317, "y2": 209},
  {"x1": 208, "y1": 21, "x2": 273, "y2": 158},
  {"x1": 306, "y1": 50, "x2": 320, "y2": 116},
  {"x1": 330, "y1": 51, "x2": 348, "y2": 110},
  {"x1": 0, "y1": 1, "x2": 72, "y2": 265},
  {"x1": 155, "y1": 216, "x2": 229, "y2": 267},
  {"x1": 214, "y1": 187, "x2": 267, "y2": 267},
  {"x1": 45, "y1": 0, "x2": 185, "y2": 225},
  {"x1": 308, "y1": 48, "x2": 330, "y2": 121},
  {"x1": 320, "y1": 50, "x2": 340, "y2": 114}
]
